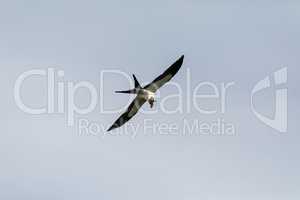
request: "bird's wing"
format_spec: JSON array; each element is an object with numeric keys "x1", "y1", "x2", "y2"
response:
[
  {"x1": 144, "y1": 55, "x2": 184, "y2": 93},
  {"x1": 107, "y1": 97, "x2": 147, "y2": 131}
]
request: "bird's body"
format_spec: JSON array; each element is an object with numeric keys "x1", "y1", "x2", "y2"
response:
[
  {"x1": 137, "y1": 89, "x2": 155, "y2": 108},
  {"x1": 107, "y1": 55, "x2": 184, "y2": 131},
  {"x1": 137, "y1": 89, "x2": 155, "y2": 100}
]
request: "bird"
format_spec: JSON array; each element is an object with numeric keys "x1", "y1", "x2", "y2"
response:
[{"x1": 107, "y1": 55, "x2": 184, "y2": 131}]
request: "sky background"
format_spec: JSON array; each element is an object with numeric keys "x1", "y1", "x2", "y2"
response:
[{"x1": 0, "y1": 0, "x2": 299, "y2": 199}]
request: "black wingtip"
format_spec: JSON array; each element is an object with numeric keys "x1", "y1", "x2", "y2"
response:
[
  {"x1": 107, "y1": 125, "x2": 114, "y2": 132},
  {"x1": 176, "y1": 55, "x2": 184, "y2": 65},
  {"x1": 177, "y1": 55, "x2": 184, "y2": 63}
]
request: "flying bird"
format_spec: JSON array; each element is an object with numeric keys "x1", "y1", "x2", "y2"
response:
[{"x1": 107, "y1": 55, "x2": 184, "y2": 131}]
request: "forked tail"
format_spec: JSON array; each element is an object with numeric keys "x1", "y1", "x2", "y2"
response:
[{"x1": 115, "y1": 74, "x2": 141, "y2": 94}]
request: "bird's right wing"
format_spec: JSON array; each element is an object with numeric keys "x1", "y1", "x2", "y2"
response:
[
  {"x1": 107, "y1": 97, "x2": 147, "y2": 131},
  {"x1": 144, "y1": 55, "x2": 184, "y2": 92}
]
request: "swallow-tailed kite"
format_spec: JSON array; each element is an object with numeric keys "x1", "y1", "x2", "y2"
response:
[{"x1": 107, "y1": 55, "x2": 184, "y2": 131}]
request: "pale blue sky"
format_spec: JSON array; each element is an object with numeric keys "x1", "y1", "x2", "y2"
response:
[{"x1": 0, "y1": 1, "x2": 299, "y2": 199}]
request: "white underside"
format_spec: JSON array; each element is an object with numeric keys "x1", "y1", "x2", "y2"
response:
[{"x1": 137, "y1": 89, "x2": 155, "y2": 100}]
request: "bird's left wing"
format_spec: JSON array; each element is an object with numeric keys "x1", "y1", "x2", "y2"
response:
[{"x1": 107, "y1": 97, "x2": 147, "y2": 131}]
